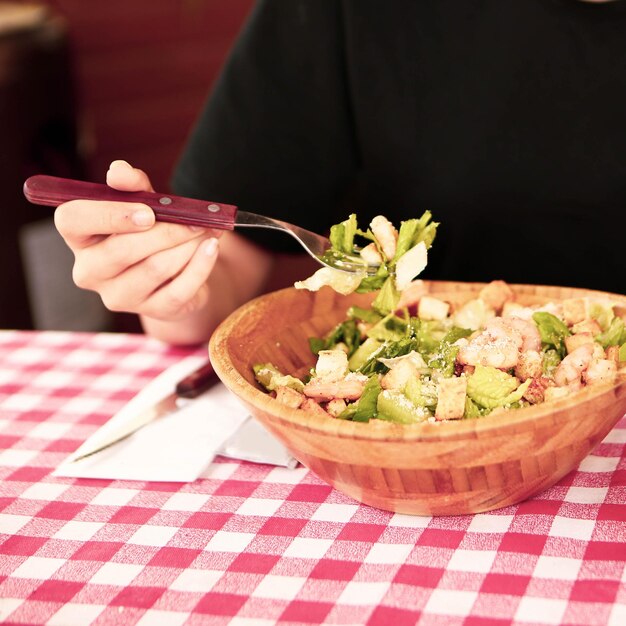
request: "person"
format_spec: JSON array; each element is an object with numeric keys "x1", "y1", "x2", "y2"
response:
[{"x1": 54, "y1": 0, "x2": 626, "y2": 346}]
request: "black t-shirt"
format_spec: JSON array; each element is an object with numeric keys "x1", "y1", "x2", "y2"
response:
[{"x1": 172, "y1": 0, "x2": 626, "y2": 294}]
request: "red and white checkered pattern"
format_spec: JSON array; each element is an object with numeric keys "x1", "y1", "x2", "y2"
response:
[{"x1": 1, "y1": 330, "x2": 625, "y2": 626}]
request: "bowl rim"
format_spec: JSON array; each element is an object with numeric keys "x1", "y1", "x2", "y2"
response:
[{"x1": 209, "y1": 280, "x2": 626, "y2": 443}]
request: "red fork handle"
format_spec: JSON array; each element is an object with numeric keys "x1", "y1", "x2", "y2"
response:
[{"x1": 23, "y1": 175, "x2": 238, "y2": 230}]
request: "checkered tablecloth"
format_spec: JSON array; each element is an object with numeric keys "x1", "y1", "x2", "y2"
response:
[{"x1": 0, "y1": 330, "x2": 625, "y2": 626}]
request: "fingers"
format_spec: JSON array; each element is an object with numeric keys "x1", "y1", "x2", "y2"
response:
[
  {"x1": 97, "y1": 237, "x2": 220, "y2": 320},
  {"x1": 73, "y1": 222, "x2": 208, "y2": 286},
  {"x1": 55, "y1": 200, "x2": 156, "y2": 249},
  {"x1": 55, "y1": 160, "x2": 221, "y2": 323},
  {"x1": 54, "y1": 160, "x2": 157, "y2": 250},
  {"x1": 106, "y1": 160, "x2": 154, "y2": 192}
]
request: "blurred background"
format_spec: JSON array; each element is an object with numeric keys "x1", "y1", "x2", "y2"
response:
[{"x1": 0, "y1": 0, "x2": 253, "y2": 333}]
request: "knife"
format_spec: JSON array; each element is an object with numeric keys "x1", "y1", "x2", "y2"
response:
[{"x1": 71, "y1": 360, "x2": 218, "y2": 462}]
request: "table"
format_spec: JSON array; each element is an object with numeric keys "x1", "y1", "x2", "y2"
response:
[{"x1": 1, "y1": 330, "x2": 625, "y2": 626}]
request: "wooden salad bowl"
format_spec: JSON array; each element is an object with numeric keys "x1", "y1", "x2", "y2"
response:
[{"x1": 209, "y1": 281, "x2": 626, "y2": 516}]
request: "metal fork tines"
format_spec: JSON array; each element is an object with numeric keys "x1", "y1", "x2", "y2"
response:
[{"x1": 235, "y1": 211, "x2": 379, "y2": 276}]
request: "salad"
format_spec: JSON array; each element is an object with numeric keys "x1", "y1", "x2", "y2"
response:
[{"x1": 254, "y1": 213, "x2": 626, "y2": 424}]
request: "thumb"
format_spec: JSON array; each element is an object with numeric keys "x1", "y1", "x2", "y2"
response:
[{"x1": 106, "y1": 160, "x2": 154, "y2": 192}]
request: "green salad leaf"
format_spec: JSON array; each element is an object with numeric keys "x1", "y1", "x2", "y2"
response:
[
  {"x1": 309, "y1": 319, "x2": 361, "y2": 357},
  {"x1": 588, "y1": 300, "x2": 615, "y2": 331},
  {"x1": 347, "y1": 305, "x2": 383, "y2": 324},
  {"x1": 596, "y1": 317, "x2": 625, "y2": 348},
  {"x1": 466, "y1": 366, "x2": 531, "y2": 409},
  {"x1": 358, "y1": 337, "x2": 420, "y2": 376},
  {"x1": 404, "y1": 376, "x2": 437, "y2": 411},
  {"x1": 253, "y1": 363, "x2": 305, "y2": 392},
  {"x1": 542, "y1": 348, "x2": 562, "y2": 376},
  {"x1": 366, "y1": 313, "x2": 408, "y2": 342},
  {"x1": 426, "y1": 325, "x2": 473, "y2": 379},
  {"x1": 349, "y1": 375, "x2": 382, "y2": 422},
  {"x1": 371, "y1": 276, "x2": 400, "y2": 315},
  {"x1": 533, "y1": 311, "x2": 571, "y2": 358},
  {"x1": 329, "y1": 214, "x2": 358, "y2": 255},
  {"x1": 393, "y1": 211, "x2": 438, "y2": 261},
  {"x1": 414, "y1": 319, "x2": 450, "y2": 355}
]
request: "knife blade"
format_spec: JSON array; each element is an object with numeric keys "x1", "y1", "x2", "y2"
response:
[{"x1": 71, "y1": 360, "x2": 217, "y2": 462}]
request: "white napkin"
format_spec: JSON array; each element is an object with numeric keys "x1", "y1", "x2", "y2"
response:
[
  {"x1": 54, "y1": 356, "x2": 297, "y2": 482},
  {"x1": 220, "y1": 417, "x2": 298, "y2": 469}
]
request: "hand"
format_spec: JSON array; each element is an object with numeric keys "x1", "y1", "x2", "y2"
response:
[{"x1": 54, "y1": 160, "x2": 220, "y2": 321}]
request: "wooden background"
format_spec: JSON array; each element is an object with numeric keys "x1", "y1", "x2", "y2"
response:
[{"x1": 45, "y1": 0, "x2": 254, "y2": 190}]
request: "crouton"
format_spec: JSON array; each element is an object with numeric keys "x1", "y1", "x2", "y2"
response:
[
  {"x1": 479, "y1": 280, "x2": 514, "y2": 313},
  {"x1": 571, "y1": 319, "x2": 602, "y2": 336},
  {"x1": 605, "y1": 345, "x2": 620, "y2": 364},
  {"x1": 300, "y1": 398, "x2": 332, "y2": 418},
  {"x1": 523, "y1": 376, "x2": 553, "y2": 404},
  {"x1": 275, "y1": 385, "x2": 305, "y2": 409},
  {"x1": 418, "y1": 296, "x2": 450, "y2": 321},
  {"x1": 565, "y1": 332, "x2": 595, "y2": 354},
  {"x1": 543, "y1": 386, "x2": 572, "y2": 403},
  {"x1": 315, "y1": 349, "x2": 348, "y2": 382},
  {"x1": 435, "y1": 376, "x2": 468, "y2": 421},
  {"x1": 562, "y1": 298, "x2": 587, "y2": 326},
  {"x1": 515, "y1": 350, "x2": 543, "y2": 382},
  {"x1": 381, "y1": 358, "x2": 421, "y2": 391},
  {"x1": 583, "y1": 359, "x2": 617, "y2": 386},
  {"x1": 326, "y1": 398, "x2": 347, "y2": 417}
]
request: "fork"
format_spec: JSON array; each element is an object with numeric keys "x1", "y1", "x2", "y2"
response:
[{"x1": 23, "y1": 175, "x2": 378, "y2": 275}]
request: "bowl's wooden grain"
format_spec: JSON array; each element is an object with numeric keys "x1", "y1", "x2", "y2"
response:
[{"x1": 209, "y1": 281, "x2": 626, "y2": 515}]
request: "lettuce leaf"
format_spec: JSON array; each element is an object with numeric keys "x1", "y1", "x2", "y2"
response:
[
  {"x1": 596, "y1": 317, "x2": 625, "y2": 348},
  {"x1": 294, "y1": 267, "x2": 365, "y2": 295},
  {"x1": 393, "y1": 211, "x2": 438, "y2": 261},
  {"x1": 542, "y1": 348, "x2": 562, "y2": 376},
  {"x1": 358, "y1": 336, "x2": 420, "y2": 375},
  {"x1": 466, "y1": 366, "x2": 531, "y2": 409},
  {"x1": 253, "y1": 363, "x2": 305, "y2": 392},
  {"x1": 347, "y1": 305, "x2": 383, "y2": 324},
  {"x1": 425, "y1": 324, "x2": 472, "y2": 377},
  {"x1": 405, "y1": 376, "x2": 437, "y2": 411},
  {"x1": 464, "y1": 397, "x2": 490, "y2": 419},
  {"x1": 414, "y1": 319, "x2": 450, "y2": 355},
  {"x1": 366, "y1": 313, "x2": 408, "y2": 342},
  {"x1": 355, "y1": 265, "x2": 389, "y2": 293},
  {"x1": 329, "y1": 213, "x2": 358, "y2": 254},
  {"x1": 588, "y1": 300, "x2": 615, "y2": 331},
  {"x1": 309, "y1": 319, "x2": 361, "y2": 357},
  {"x1": 350, "y1": 375, "x2": 382, "y2": 422},
  {"x1": 533, "y1": 311, "x2": 571, "y2": 358},
  {"x1": 371, "y1": 276, "x2": 401, "y2": 315},
  {"x1": 376, "y1": 389, "x2": 429, "y2": 424}
]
